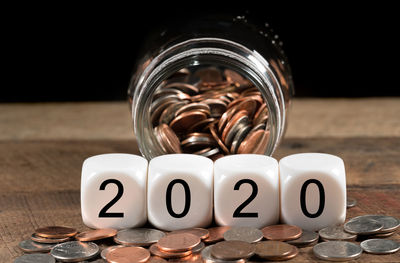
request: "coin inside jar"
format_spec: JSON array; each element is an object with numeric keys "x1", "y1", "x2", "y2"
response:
[
  {"x1": 106, "y1": 246, "x2": 150, "y2": 263},
  {"x1": 75, "y1": 228, "x2": 117, "y2": 241},
  {"x1": 262, "y1": 224, "x2": 302, "y2": 241},
  {"x1": 157, "y1": 233, "x2": 201, "y2": 252},
  {"x1": 211, "y1": 240, "x2": 255, "y2": 260}
]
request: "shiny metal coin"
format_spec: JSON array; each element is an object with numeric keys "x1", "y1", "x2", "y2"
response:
[
  {"x1": 319, "y1": 225, "x2": 357, "y2": 241},
  {"x1": 201, "y1": 245, "x2": 245, "y2": 263},
  {"x1": 14, "y1": 253, "x2": 55, "y2": 263},
  {"x1": 191, "y1": 242, "x2": 206, "y2": 253},
  {"x1": 344, "y1": 218, "x2": 383, "y2": 235},
  {"x1": 313, "y1": 241, "x2": 362, "y2": 261},
  {"x1": 223, "y1": 227, "x2": 263, "y2": 243},
  {"x1": 360, "y1": 239, "x2": 400, "y2": 254},
  {"x1": 100, "y1": 245, "x2": 125, "y2": 260},
  {"x1": 50, "y1": 241, "x2": 99, "y2": 262},
  {"x1": 18, "y1": 239, "x2": 55, "y2": 253},
  {"x1": 286, "y1": 230, "x2": 319, "y2": 247},
  {"x1": 114, "y1": 228, "x2": 165, "y2": 246},
  {"x1": 350, "y1": 215, "x2": 400, "y2": 233},
  {"x1": 346, "y1": 197, "x2": 357, "y2": 208}
]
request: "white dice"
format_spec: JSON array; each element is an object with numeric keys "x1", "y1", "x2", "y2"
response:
[
  {"x1": 147, "y1": 154, "x2": 214, "y2": 231},
  {"x1": 81, "y1": 154, "x2": 148, "y2": 229},
  {"x1": 214, "y1": 154, "x2": 279, "y2": 228},
  {"x1": 279, "y1": 153, "x2": 346, "y2": 231}
]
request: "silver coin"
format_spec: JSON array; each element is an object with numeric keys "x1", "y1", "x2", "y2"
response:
[
  {"x1": 286, "y1": 230, "x2": 319, "y2": 247},
  {"x1": 114, "y1": 228, "x2": 165, "y2": 246},
  {"x1": 191, "y1": 242, "x2": 206, "y2": 253},
  {"x1": 18, "y1": 239, "x2": 55, "y2": 253},
  {"x1": 230, "y1": 124, "x2": 251, "y2": 154},
  {"x1": 14, "y1": 253, "x2": 55, "y2": 263},
  {"x1": 350, "y1": 215, "x2": 399, "y2": 233},
  {"x1": 223, "y1": 227, "x2": 263, "y2": 243},
  {"x1": 360, "y1": 239, "x2": 400, "y2": 254},
  {"x1": 201, "y1": 245, "x2": 246, "y2": 263},
  {"x1": 319, "y1": 225, "x2": 357, "y2": 241},
  {"x1": 100, "y1": 245, "x2": 125, "y2": 260},
  {"x1": 344, "y1": 218, "x2": 383, "y2": 235},
  {"x1": 313, "y1": 241, "x2": 362, "y2": 261},
  {"x1": 346, "y1": 197, "x2": 357, "y2": 208},
  {"x1": 50, "y1": 241, "x2": 99, "y2": 262}
]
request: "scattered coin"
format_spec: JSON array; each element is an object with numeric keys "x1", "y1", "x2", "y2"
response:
[
  {"x1": 169, "y1": 253, "x2": 203, "y2": 263},
  {"x1": 201, "y1": 245, "x2": 246, "y2": 263},
  {"x1": 254, "y1": 241, "x2": 295, "y2": 260},
  {"x1": 100, "y1": 245, "x2": 125, "y2": 260},
  {"x1": 191, "y1": 242, "x2": 206, "y2": 253},
  {"x1": 35, "y1": 226, "x2": 77, "y2": 239},
  {"x1": 318, "y1": 225, "x2": 357, "y2": 241},
  {"x1": 169, "y1": 228, "x2": 210, "y2": 240},
  {"x1": 148, "y1": 256, "x2": 169, "y2": 263},
  {"x1": 344, "y1": 218, "x2": 383, "y2": 235},
  {"x1": 371, "y1": 231, "x2": 396, "y2": 238},
  {"x1": 286, "y1": 230, "x2": 319, "y2": 247},
  {"x1": 114, "y1": 228, "x2": 165, "y2": 246},
  {"x1": 14, "y1": 253, "x2": 55, "y2": 263},
  {"x1": 203, "y1": 226, "x2": 231, "y2": 244},
  {"x1": 50, "y1": 241, "x2": 99, "y2": 262},
  {"x1": 313, "y1": 241, "x2": 362, "y2": 261},
  {"x1": 350, "y1": 215, "x2": 399, "y2": 233},
  {"x1": 76, "y1": 228, "x2": 117, "y2": 241},
  {"x1": 262, "y1": 224, "x2": 302, "y2": 241},
  {"x1": 158, "y1": 233, "x2": 201, "y2": 252},
  {"x1": 360, "y1": 239, "x2": 400, "y2": 254},
  {"x1": 346, "y1": 197, "x2": 357, "y2": 208},
  {"x1": 106, "y1": 246, "x2": 150, "y2": 263},
  {"x1": 149, "y1": 243, "x2": 192, "y2": 259},
  {"x1": 223, "y1": 227, "x2": 263, "y2": 243},
  {"x1": 30, "y1": 233, "x2": 71, "y2": 244},
  {"x1": 211, "y1": 240, "x2": 255, "y2": 260},
  {"x1": 18, "y1": 239, "x2": 55, "y2": 253}
]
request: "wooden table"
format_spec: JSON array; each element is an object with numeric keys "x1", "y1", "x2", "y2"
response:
[{"x1": 1, "y1": 98, "x2": 399, "y2": 262}]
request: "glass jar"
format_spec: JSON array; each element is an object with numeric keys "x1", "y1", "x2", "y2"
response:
[{"x1": 128, "y1": 14, "x2": 294, "y2": 160}]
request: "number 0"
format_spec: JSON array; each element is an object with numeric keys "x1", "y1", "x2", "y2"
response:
[
  {"x1": 300, "y1": 179, "x2": 325, "y2": 218},
  {"x1": 166, "y1": 179, "x2": 191, "y2": 218}
]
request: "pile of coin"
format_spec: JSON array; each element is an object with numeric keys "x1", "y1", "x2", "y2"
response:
[
  {"x1": 151, "y1": 67, "x2": 270, "y2": 160},
  {"x1": 15, "y1": 213, "x2": 400, "y2": 262}
]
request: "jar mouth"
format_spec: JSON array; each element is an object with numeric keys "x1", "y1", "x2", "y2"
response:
[{"x1": 132, "y1": 38, "x2": 284, "y2": 160}]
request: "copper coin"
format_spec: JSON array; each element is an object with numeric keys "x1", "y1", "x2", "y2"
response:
[
  {"x1": 174, "y1": 103, "x2": 210, "y2": 117},
  {"x1": 209, "y1": 124, "x2": 229, "y2": 154},
  {"x1": 211, "y1": 240, "x2": 255, "y2": 260},
  {"x1": 35, "y1": 226, "x2": 77, "y2": 238},
  {"x1": 169, "y1": 111, "x2": 207, "y2": 134},
  {"x1": 157, "y1": 233, "x2": 200, "y2": 252},
  {"x1": 168, "y1": 228, "x2": 209, "y2": 240},
  {"x1": 203, "y1": 226, "x2": 231, "y2": 244},
  {"x1": 168, "y1": 253, "x2": 203, "y2": 263},
  {"x1": 164, "y1": 82, "x2": 199, "y2": 95},
  {"x1": 253, "y1": 130, "x2": 270, "y2": 154},
  {"x1": 156, "y1": 124, "x2": 182, "y2": 153},
  {"x1": 149, "y1": 243, "x2": 192, "y2": 259},
  {"x1": 262, "y1": 224, "x2": 302, "y2": 241},
  {"x1": 31, "y1": 233, "x2": 71, "y2": 244},
  {"x1": 106, "y1": 246, "x2": 150, "y2": 263},
  {"x1": 277, "y1": 245, "x2": 299, "y2": 260},
  {"x1": 188, "y1": 118, "x2": 216, "y2": 133},
  {"x1": 254, "y1": 241, "x2": 294, "y2": 259},
  {"x1": 221, "y1": 110, "x2": 248, "y2": 143},
  {"x1": 194, "y1": 67, "x2": 223, "y2": 83},
  {"x1": 75, "y1": 228, "x2": 117, "y2": 241},
  {"x1": 148, "y1": 256, "x2": 168, "y2": 263},
  {"x1": 237, "y1": 129, "x2": 265, "y2": 154}
]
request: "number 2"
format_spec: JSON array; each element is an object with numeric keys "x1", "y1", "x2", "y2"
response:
[
  {"x1": 233, "y1": 179, "x2": 259, "y2": 218},
  {"x1": 98, "y1": 179, "x2": 124, "y2": 218}
]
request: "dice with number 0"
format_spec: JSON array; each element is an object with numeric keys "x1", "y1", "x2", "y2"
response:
[
  {"x1": 81, "y1": 154, "x2": 148, "y2": 229},
  {"x1": 214, "y1": 154, "x2": 280, "y2": 228}
]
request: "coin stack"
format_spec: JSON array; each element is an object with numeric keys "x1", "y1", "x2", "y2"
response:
[
  {"x1": 151, "y1": 67, "x2": 270, "y2": 160},
  {"x1": 15, "y1": 208, "x2": 400, "y2": 262}
]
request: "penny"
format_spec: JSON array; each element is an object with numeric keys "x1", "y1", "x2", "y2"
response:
[
  {"x1": 31, "y1": 233, "x2": 71, "y2": 244},
  {"x1": 209, "y1": 124, "x2": 229, "y2": 154},
  {"x1": 156, "y1": 124, "x2": 182, "y2": 153},
  {"x1": 35, "y1": 226, "x2": 77, "y2": 238},
  {"x1": 106, "y1": 246, "x2": 150, "y2": 263},
  {"x1": 350, "y1": 215, "x2": 400, "y2": 233},
  {"x1": 149, "y1": 243, "x2": 192, "y2": 259},
  {"x1": 148, "y1": 256, "x2": 169, "y2": 263},
  {"x1": 157, "y1": 233, "x2": 201, "y2": 252},
  {"x1": 164, "y1": 82, "x2": 199, "y2": 95},
  {"x1": 223, "y1": 227, "x2": 263, "y2": 243},
  {"x1": 211, "y1": 240, "x2": 255, "y2": 260},
  {"x1": 114, "y1": 228, "x2": 165, "y2": 246},
  {"x1": 360, "y1": 239, "x2": 400, "y2": 254},
  {"x1": 100, "y1": 245, "x2": 125, "y2": 260},
  {"x1": 188, "y1": 118, "x2": 216, "y2": 132},
  {"x1": 201, "y1": 245, "x2": 246, "y2": 263},
  {"x1": 170, "y1": 111, "x2": 207, "y2": 134},
  {"x1": 195, "y1": 67, "x2": 223, "y2": 83},
  {"x1": 346, "y1": 197, "x2": 357, "y2": 208},
  {"x1": 51, "y1": 241, "x2": 99, "y2": 262},
  {"x1": 286, "y1": 230, "x2": 319, "y2": 247},
  {"x1": 221, "y1": 110, "x2": 248, "y2": 143},
  {"x1": 14, "y1": 253, "x2": 55, "y2": 263},
  {"x1": 203, "y1": 226, "x2": 231, "y2": 244},
  {"x1": 224, "y1": 114, "x2": 249, "y2": 148},
  {"x1": 175, "y1": 103, "x2": 210, "y2": 117},
  {"x1": 159, "y1": 101, "x2": 188, "y2": 124},
  {"x1": 318, "y1": 225, "x2": 357, "y2": 241},
  {"x1": 253, "y1": 130, "x2": 270, "y2": 154},
  {"x1": 313, "y1": 241, "x2": 362, "y2": 261},
  {"x1": 262, "y1": 224, "x2": 302, "y2": 241},
  {"x1": 203, "y1": 99, "x2": 227, "y2": 118},
  {"x1": 169, "y1": 253, "x2": 203, "y2": 263},
  {"x1": 278, "y1": 245, "x2": 299, "y2": 261},
  {"x1": 18, "y1": 239, "x2": 55, "y2": 253},
  {"x1": 192, "y1": 147, "x2": 220, "y2": 158},
  {"x1": 169, "y1": 228, "x2": 210, "y2": 240},
  {"x1": 230, "y1": 124, "x2": 251, "y2": 154},
  {"x1": 254, "y1": 241, "x2": 295, "y2": 260},
  {"x1": 344, "y1": 218, "x2": 383, "y2": 235},
  {"x1": 75, "y1": 228, "x2": 117, "y2": 241},
  {"x1": 181, "y1": 133, "x2": 217, "y2": 150},
  {"x1": 237, "y1": 129, "x2": 266, "y2": 154}
]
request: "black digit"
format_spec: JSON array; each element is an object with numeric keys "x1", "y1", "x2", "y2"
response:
[
  {"x1": 166, "y1": 179, "x2": 191, "y2": 218},
  {"x1": 300, "y1": 179, "x2": 325, "y2": 218},
  {"x1": 98, "y1": 179, "x2": 124, "y2": 218},
  {"x1": 233, "y1": 179, "x2": 259, "y2": 218}
]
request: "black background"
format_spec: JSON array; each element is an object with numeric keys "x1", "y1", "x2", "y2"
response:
[{"x1": 2, "y1": 3, "x2": 399, "y2": 102}]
